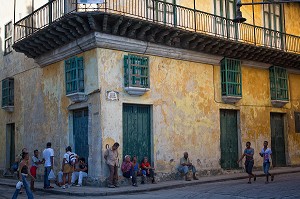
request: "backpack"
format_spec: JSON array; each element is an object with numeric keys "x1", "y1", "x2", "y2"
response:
[{"x1": 68, "y1": 153, "x2": 75, "y2": 165}]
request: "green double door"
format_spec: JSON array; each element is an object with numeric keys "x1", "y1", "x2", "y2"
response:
[
  {"x1": 270, "y1": 113, "x2": 286, "y2": 166},
  {"x1": 73, "y1": 109, "x2": 89, "y2": 163},
  {"x1": 220, "y1": 109, "x2": 239, "y2": 169},
  {"x1": 123, "y1": 104, "x2": 151, "y2": 163}
]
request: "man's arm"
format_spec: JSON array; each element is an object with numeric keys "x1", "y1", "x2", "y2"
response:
[
  {"x1": 237, "y1": 154, "x2": 245, "y2": 163},
  {"x1": 50, "y1": 156, "x2": 54, "y2": 169}
]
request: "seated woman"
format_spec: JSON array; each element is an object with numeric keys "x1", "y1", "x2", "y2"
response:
[
  {"x1": 140, "y1": 157, "x2": 156, "y2": 184},
  {"x1": 121, "y1": 155, "x2": 137, "y2": 187}
]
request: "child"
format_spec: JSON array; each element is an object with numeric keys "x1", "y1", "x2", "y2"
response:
[{"x1": 30, "y1": 149, "x2": 44, "y2": 191}]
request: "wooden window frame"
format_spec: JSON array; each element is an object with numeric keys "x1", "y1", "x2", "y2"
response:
[
  {"x1": 2, "y1": 78, "x2": 14, "y2": 107},
  {"x1": 124, "y1": 54, "x2": 150, "y2": 88},
  {"x1": 269, "y1": 66, "x2": 289, "y2": 101},
  {"x1": 4, "y1": 21, "x2": 13, "y2": 55},
  {"x1": 65, "y1": 56, "x2": 85, "y2": 95},
  {"x1": 221, "y1": 57, "x2": 242, "y2": 97}
]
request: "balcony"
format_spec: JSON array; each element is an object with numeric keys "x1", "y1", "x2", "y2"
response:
[{"x1": 13, "y1": 0, "x2": 300, "y2": 69}]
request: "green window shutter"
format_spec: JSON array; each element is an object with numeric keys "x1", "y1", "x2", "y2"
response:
[
  {"x1": 2, "y1": 78, "x2": 14, "y2": 107},
  {"x1": 124, "y1": 54, "x2": 149, "y2": 88},
  {"x1": 65, "y1": 56, "x2": 85, "y2": 95},
  {"x1": 221, "y1": 58, "x2": 242, "y2": 97},
  {"x1": 269, "y1": 66, "x2": 288, "y2": 101}
]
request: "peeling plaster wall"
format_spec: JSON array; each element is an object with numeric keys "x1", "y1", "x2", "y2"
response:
[{"x1": 97, "y1": 48, "x2": 300, "y2": 178}]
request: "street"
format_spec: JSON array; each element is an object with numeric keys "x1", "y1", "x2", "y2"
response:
[{"x1": 1, "y1": 172, "x2": 299, "y2": 199}]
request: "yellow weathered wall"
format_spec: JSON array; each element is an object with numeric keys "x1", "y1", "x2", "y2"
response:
[{"x1": 98, "y1": 47, "x2": 300, "y2": 174}]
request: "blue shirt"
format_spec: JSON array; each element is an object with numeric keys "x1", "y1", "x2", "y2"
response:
[{"x1": 244, "y1": 148, "x2": 254, "y2": 162}]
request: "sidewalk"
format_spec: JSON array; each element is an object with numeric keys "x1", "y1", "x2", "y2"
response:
[{"x1": 1, "y1": 167, "x2": 300, "y2": 196}]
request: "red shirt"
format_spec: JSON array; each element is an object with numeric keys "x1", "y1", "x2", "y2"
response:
[{"x1": 141, "y1": 162, "x2": 150, "y2": 169}]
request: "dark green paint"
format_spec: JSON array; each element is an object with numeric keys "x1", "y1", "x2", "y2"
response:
[
  {"x1": 123, "y1": 104, "x2": 151, "y2": 163},
  {"x1": 271, "y1": 113, "x2": 286, "y2": 167},
  {"x1": 220, "y1": 109, "x2": 239, "y2": 169},
  {"x1": 73, "y1": 109, "x2": 89, "y2": 163}
]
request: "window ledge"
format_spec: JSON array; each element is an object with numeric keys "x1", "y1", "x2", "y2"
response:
[
  {"x1": 125, "y1": 87, "x2": 150, "y2": 96},
  {"x1": 66, "y1": 92, "x2": 88, "y2": 103},
  {"x1": 2, "y1": 106, "x2": 14, "y2": 112},
  {"x1": 271, "y1": 100, "x2": 289, "y2": 108},
  {"x1": 222, "y1": 96, "x2": 242, "y2": 104}
]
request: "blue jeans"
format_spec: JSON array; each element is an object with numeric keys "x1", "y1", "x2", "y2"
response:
[
  {"x1": 178, "y1": 165, "x2": 197, "y2": 175},
  {"x1": 12, "y1": 174, "x2": 34, "y2": 199},
  {"x1": 263, "y1": 162, "x2": 270, "y2": 175},
  {"x1": 44, "y1": 166, "x2": 51, "y2": 188}
]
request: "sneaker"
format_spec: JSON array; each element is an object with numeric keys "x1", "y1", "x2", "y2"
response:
[
  {"x1": 271, "y1": 175, "x2": 274, "y2": 181},
  {"x1": 247, "y1": 181, "x2": 251, "y2": 184},
  {"x1": 76, "y1": 184, "x2": 82, "y2": 187},
  {"x1": 61, "y1": 185, "x2": 66, "y2": 189},
  {"x1": 254, "y1": 175, "x2": 257, "y2": 181},
  {"x1": 193, "y1": 176, "x2": 199, "y2": 180},
  {"x1": 65, "y1": 184, "x2": 68, "y2": 188},
  {"x1": 108, "y1": 184, "x2": 115, "y2": 188},
  {"x1": 132, "y1": 183, "x2": 138, "y2": 187},
  {"x1": 114, "y1": 184, "x2": 119, "y2": 187}
]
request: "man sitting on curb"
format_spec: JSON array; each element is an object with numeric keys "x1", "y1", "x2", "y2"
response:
[
  {"x1": 178, "y1": 152, "x2": 199, "y2": 181},
  {"x1": 71, "y1": 157, "x2": 88, "y2": 187}
]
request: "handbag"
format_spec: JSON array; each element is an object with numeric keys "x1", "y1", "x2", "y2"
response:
[{"x1": 48, "y1": 169, "x2": 56, "y2": 180}]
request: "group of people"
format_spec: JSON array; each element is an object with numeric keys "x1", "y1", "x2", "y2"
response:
[
  {"x1": 237, "y1": 141, "x2": 275, "y2": 184},
  {"x1": 104, "y1": 142, "x2": 157, "y2": 188},
  {"x1": 104, "y1": 142, "x2": 199, "y2": 188},
  {"x1": 11, "y1": 140, "x2": 275, "y2": 198},
  {"x1": 12, "y1": 142, "x2": 88, "y2": 199}
]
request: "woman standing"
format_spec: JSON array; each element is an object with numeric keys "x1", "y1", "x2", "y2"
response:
[{"x1": 12, "y1": 152, "x2": 35, "y2": 199}]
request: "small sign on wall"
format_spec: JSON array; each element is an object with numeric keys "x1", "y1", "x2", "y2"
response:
[{"x1": 106, "y1": 91, "x2": 119, "y2": 101}]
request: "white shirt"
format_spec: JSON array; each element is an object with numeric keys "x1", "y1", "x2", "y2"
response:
[
  {"x1": 63, "y1": 152, "x2": 76, "y2": 164},
  {"x1": 43, "y1": 148, "x2": 54, "y2": 167}
]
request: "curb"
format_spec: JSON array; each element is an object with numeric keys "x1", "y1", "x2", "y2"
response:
[{"x1": 1, "y1": 169, "x2": 300, "y2": 196}]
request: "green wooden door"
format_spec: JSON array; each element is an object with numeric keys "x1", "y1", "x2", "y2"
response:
[
  {"x1": 6, "y1": 123, "x2": 15, "y2": 168},
  {"x1": 270, "y1": 113, "x2": 286, "y2": 166},
  {"x1": 220, "y1": 109, "x2": 239, "y2": 169},
  {"x1": 73, "y1": 109, "x2": 89, "y2": 162},
  {"x1": 123, "y1": 104, "x2": 151, "y2": 163}
]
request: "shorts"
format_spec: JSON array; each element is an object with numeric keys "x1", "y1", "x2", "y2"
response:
[
  {"x1": 30, "y1": 166, "x2": 37, "y2": 178},
  {"x1": 63, "y1": 164, "x2": 74, "y2": 174},
  {"x1": 245, "y1": 161, "x2": 254, "y2": 174}
]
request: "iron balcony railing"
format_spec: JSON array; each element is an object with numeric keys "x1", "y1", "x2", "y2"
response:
[{"x1": 14, "y1": 0, "x2": 300, "y2": 54}]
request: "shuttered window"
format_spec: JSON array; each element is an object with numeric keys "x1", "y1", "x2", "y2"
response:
[
  {"x1": 269, "y1": 66, "x2": 288, "y2": 101},
  {"x1": 2, "y1": 78, "x2": 14, "y2": 107},
  {"x1": 65, "y1": 57, "x2": 84, "y2": 95},
  {"x1": 221, "y1": 58, "x2": 242, "y2": 97},
  {"x1": 124, "y1": 54, "x2": 149, "y2": 88},
  {"x1": 4, "y1": 21, "x2": 13, "y2": 55}
]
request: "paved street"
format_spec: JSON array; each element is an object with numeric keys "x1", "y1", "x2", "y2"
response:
[{"x1": 1, "y1": 173, "x2": 299, "y2": 199}]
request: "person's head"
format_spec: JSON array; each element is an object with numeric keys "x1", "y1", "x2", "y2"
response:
[
  {"x1": 132, "y1": 156, "x2": 137, "y2": 162},
  {"x1": 112, "y1": 142, "x2": 119, "y2": 150},
  {"x1": 66, "y1": 146, "x2": 72, "y2": 152},
  {"x1": 22, "y1": 152, "x2": 29, "y2": 160},
  {"x1": 184, "y1": 152, "x2": 188, "y2": 159},
  {"x1": 246, "y1": 142, "x2": 251, "y2": 148},
  {"x1": 22, "y1": 148, "x2": 28, "y2": 153},
  {"x1": 264, "y1": 141, "x2": 268, "y2": 147},
  {"x1": 46, "y1": 142, "x2": 51, "y2": 148},
  {"x1": 143, "y1": 157, "x2": 148, "y2": 163},
  {"x1": 124, "y1": 155, "x2": 131, "y2": 162},
  {"x1": 34, "y1": 149, "x2": 39, "y2": 157},
  {"x1": 79, "y1": 157, "x2": 85, "y2": 164}
]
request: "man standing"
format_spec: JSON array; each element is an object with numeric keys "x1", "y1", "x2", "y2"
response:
[
  {"x1": 260, "y1": 141, "x2": 274, "y2": 184},
  {"x1": 178, "y1": 152, "x2": 199, "y2": 181},
  {"x1": 104, "y1": 142, "x2": 120, "y2": 188},
  {"x1": 43, "y1": 142, "x2": 54, "y2": 189},
  {"x1": 237, "y1": 141, "x2": 256, "y2": 184}
]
